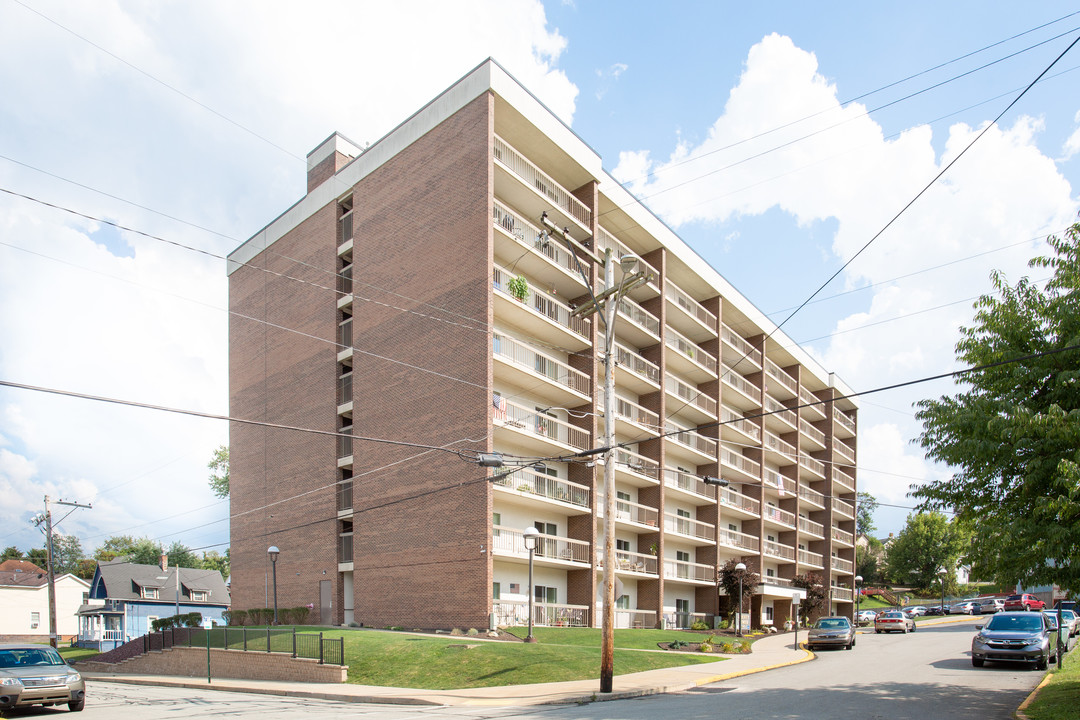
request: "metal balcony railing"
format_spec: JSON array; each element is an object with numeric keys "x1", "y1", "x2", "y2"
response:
[
  {"x1": 763, "y1": 505, "x2": 796, "y2": 528},
  {"x1": 834, "y1": 408, "x2": 856, "y2": 434},
  {"x1": 721, "y1": 324, "x2": 762, "y2": 366},
  {"x1": 665, "y1": 422, "x2": 717, "y2": 457},
  {"x1": 765, "y1": 358, "x2": 797, "y2": 396},
  {"x1": 493, "y1": 600, "x2": 590, "y2": 628},
  {"x1": 666, "y1": 280, "x2": 716, "y2": 330},
  {"x1": 832, "y1": 556, "x2": 855, "y2": 573},
  {"x1": 492, "y1": 526, "x2": 590, "y2": 563},
  {"x1": 617, "y1": 295, "x2": 661, "y2": 338},
  {"x1": 493, "y1": 397, "x2": 591, "y2": 451},
  {"x1": 338, "y1": 317, "x2": 352, "y2": 349},
  {"x1": 336, "y1": 481, "x2": 352, "y2": 512},
  {"x1": 598, "y1": 549, "x2": 659, "y2": 575},
  {"x1": 493, "y1": 333, "x2": 590, "y2": 396},
  {"x1": 663, "y1": 468, "x2": 713, "y2": 499},
  {"x1": 832, "y1": 498, "x2": 855, "y2": 519},
  {"x1": 663, "y1": 559, "x2": 715, "y2": 582},
  {"x1": 833, "y1": 467, "x2": 855, "y2": 492},
  {"x1": 799, "y1": 516, "x2": 824, "y2": 536},
  {"x1": 718, "y1": 528, "x2": 760, "y2": 553},
  {"x1": 595, "y1": 226, "x2": 659, "y2": 287},
  {"x1": 722, "y1": 406, "x2": 761, "y2": 442},
  {"x1": 665, "y1": 375, "x2": 717, "y2": 417},
  {"x1": 800, "y1": 419, "x2": 826, "y2": 446},
  {"x1": 337, "y1": 373, "x2": 352, "y2": 406},
  {"x1": 717, "y1": 486, "x2": 760, "y2": 515},
  {"x1": 834, "y1": 438, "x2": 856, "y2": 464},
  {"x1": 720, "y1": 446, "x2": 760, "y2": 478},
  {"x1": 832, "y1": 527, "x2": 854, "y2": 545},
  {"x1": 339, "y1": 211, "x2": 354, "y2": 244},
  {"x1": 722, "y1": 364, "x2": 758, "y2": 401},
  {"x1": 799, "y1": 485, "x2": 825, "y2": 507},
  {"x1": 493, "y1": 136, "x2": 592, "y2": 227},
  {"x1": 493, "y1": 266, "x2": 591, "y2": 340},
  {"x1": 338, "y1": 264, "x2": 353, "y2": 295},
  {"x1": 613, "y1": 448, "x2": 659, "y2": 481},
  {"x1": 763, "y1": 540, "x2": 796, "y2": 561},
  {"x1": 764, "y1": 396, "x2": 797, "y2": 428},
  {"x1": 664, "y1": 512, "x2": 715, "y2": 541},
  {"x1": 798, "y1": 548, "x2": 823, "y2": 566},
  {"x1": 800, "y1": 453, "x2": 826, "y2": 477},
  {"x1": 800, "y1": 386, "x2": 825, "y2": 416},
  {"x1": 598, "y1": 495, "x2": 659, "y2": 528},
  {"x1": 610, "y1": 340, "x2": 660, "y2": 385},
  {"x1": 493, "y1": 201, "x2": 578, "y2": 276},
  {"x1": 338, "y1": 534, "x2": 353, "y2": 564},
  {"x1": 615, "y1": 395, "x2": 660, "y2": 430},
  {"x1": 668, "y1": 327, "x2": 718, "y2": 374},
  {"x1": 494, "y1": 467, "x2": 591, "y2": 508},
  {"x1": 764, "y1": 431, "x2": 796, "y2": 461}
]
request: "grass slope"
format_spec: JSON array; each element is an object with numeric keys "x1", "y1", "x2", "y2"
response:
[{"x1": 1025, "y1": 645, "x2": 1080, "y2": 720}]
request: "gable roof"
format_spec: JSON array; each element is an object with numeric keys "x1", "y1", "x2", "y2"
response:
[
  {"x1": 92, "y1": 560, "x2": 229, "y2": 606},
  {"x1": 0, "y1": 559, "x2": 46, "y2": 574}
]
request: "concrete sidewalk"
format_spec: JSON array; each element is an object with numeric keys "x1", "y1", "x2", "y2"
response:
[{"x1": 82, "y1": 630, "x2": 813, "y2": 707}]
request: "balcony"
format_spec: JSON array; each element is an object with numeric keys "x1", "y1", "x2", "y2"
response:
[
  {"x1": 718, "y1": 528, "x2": 760, "y2": 553},
  {"x1": 493, "y1": 332, "x2": 591, "y2": 406},
  {"x1": 717, "y1": 485, "x2": 760, "y2": 518},
  {"x1": 493, "y1": 600, "x2": 590, "y2": 628},
  {"x1": 721, "y1": 324, "x2": 762, "y2": 373},
  {"x1": 798, "y1": 516, "x2": 824, "y2": 538},
  {"x1": 763, "y1": 396, "x2": 797, "y2": 433},
  {"x1": 832, "y1": 467, "x2": 855, "y2": 493},
  {"x1": 493, "y1": 136, "x2": 592, "y2": 233},
  {"x1": 834, "y1": 408, "x2": 856, "y2": 438},
  {"x1": 800, "y1": 386, "x2": 826, "y2": 420},
  {"x1": 493, "y1": 201, "x2": 587, "y2": 297},
  {"x1": 338, "y1": 533, "x2": 353, "y2": 565},
  {"x1": 336, "y1": 480, "x2": 352, "y2": 515},
  {"x1": 337, "y1": 264, "x2": 353, "y2": 312},
  {"x1": 615, "y1": 609, "x2": 657, "y2": 629},
  {"x1": 665, "y1": 422, "x2": 717, "y2": 463},
  {"x1": 663, "y1": 559, "x2": 715, "y2": 584},
  {"x1": 763, "y1": 430, "x2": 796, "y2": 466},
  {"x1": 493, "y1": 397, "x2": 590, "y2": 454},
  {"x1": 663, "y1": 468, "x2": 714, "y2": 503},
  {"x1": 721, "y1": 406, "x2": 760, "y2": 446},
  {"x1": 598, "y1": 549, "x2": 659, "y2": 576},
  {"x1": 493, "y1": 467, "x2": 591, "y2": 511},
  {"x1": 610, "y1": 340, "x2": 660, "y2": 393},
  {"x1": 492, "y1": 526, "x2": 591, "y2": 566},
  {"x1": 595, "y1": 226, "x2": 660, "y2": 300},
  {"x1": 762, "y1": 468, "x2": 795, "y2": 497},
  {"x1": 339, "y1": 210, "x2": 354, "y2": 246},
  {"x1": 799, "y1": 485, "x2": 825, "y2": 509},
  {"x1": 720, "y1": 446, "x2": 760, "y2": 483},
  {"x1": 598, "y1": 495, "x2": 659, "y2": 529},
  {"x1": 665, "y1": 280, "x2": 716, "y2": 341},
  {"x1": 612, "y1": 448, "x2": 660, "y2": 486},
  {"x1": 800, "y1": 419, "x2": 826, "y2": 451},
  {"x1": 337, "y1": 317, "x2": 353, "y2": 364},
  {"x1": 799, "y1": 453, "x2": 826, "y2": 480},
  {"x1": 797, "y1": 548, "x2": 824, "y2": 568},
  {"x1": 763, "y1": 540, "x2": 796, "y2": 562},
  {"x1": 832, "y1": 556, "x2": 854, "y2": 574},
  {"x1": 667, "y1": 328, "x2": 718, "y2": 382},
  {"x1": 832, "y1": 586, "x2": 854, "y2": 602},
  {"x1": 337, "y1": 372, "x2": 353, "y2": 418},
  {"x1": 764, "y1": 358, "x2": 797, "y2": 400},
  {"x1": 832, "y1": 526, "x2": 854, "y2": 546},
  {"x1": 616, "y1": 296, "x2": 661, "y2": 347},
  {"x1": 721, "y1": 365, "x2": 759, "y2": 412},
  {"x1": 665, "y1": 375, "x2": 717, "y2": 424},
  {"x1": 834, "y1": 438, "x2": 856, "y2": 465},
  {"x1": 614, "y1": 395, "x2": 660, "y2": 435},
  {"x1": 762, "y1": 504, "x2": 796, "y2": 530},
  {"x1": 664, "y1": 512, "x2": 715, "y2": 543},
  {"x1": 493, "y1": 265, "x2": 591, "y2": 350},
  {"x1": 337, "y1": 425, "x2": 353, "y2": 466},
  {"x1": 832, "y1": 498, "x2": 855, "y2": 519}
]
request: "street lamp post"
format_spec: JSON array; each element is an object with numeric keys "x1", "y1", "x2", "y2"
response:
[
  {"x1": 523, "y1": 526, "x2": 540, "y2": 643},
  {"x1": 267, "y1": 546, "x2": 280, "y2": 625},
  {"x1": 855, "y1": 575, "x2": 863, "y2": 625},
  {"x1": 939, "y1": 567, "x2": 948, "y2": 615},
  {"x1": 735, "y1": 562, "x2": 747, "y2": 637}
]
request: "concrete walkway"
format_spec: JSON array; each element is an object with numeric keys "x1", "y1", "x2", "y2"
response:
[{"x1": 83, "y1": 617, "x2": 976, "y2": 708}]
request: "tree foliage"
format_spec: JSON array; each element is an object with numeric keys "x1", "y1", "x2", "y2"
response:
[
  {"x1": 792, "y1": 573, "x2": 828, "y2": 625},
  {"x1": 914, "y1": 223, "x2": 1080, "y2": 593},
  {"x1": 885, "y1": 512, "x2": 970, "y2": 593},
  {"x1": 94, "y1": 535, "x2": 204, "y2": 568},
  {"x1": 856, "y1": 536, "x2": 885, "y2": 584},
  {"x1": 1, "y1": 546, "x2": 22, "y2": 562},
  {"x1": 718, "y1": 558, "x2": 759, "y2": 618},
  {"x1": 208, "y1": 445, "x2": 229, "y2": 499},
  {"x1": 50, "y1": 535, "x2": 85, "y2": 576},
  {"x1": 856, "y1": 491, "x2": 878, "y2": 537}
]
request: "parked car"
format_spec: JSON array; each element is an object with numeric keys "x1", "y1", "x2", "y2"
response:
[
  {"x1": 1004, "y1": 594, "x2": 1046, "y2": 612},
  {"x1": 972, "y1": 611, "x2": 1059, "y2": 669},
  {"x1": 1044, "y1": 609, "x2": 1079, "y2": 638},
  {"x1": 807, "y1": 616, "x2": 856, "y2": 650},
  {"x1": 925, "y1": 605, "x2": 947, "y2": 616},
  {"x1": 0, "y1": 644, "x2": 85, "y2": 713},
  {"x1": 979, "y1": 599, "x2": 1005, "y2": 614},
  {"x1": 856, "y1": 609, "x2": 878, "y2": 625},
  {"x1": 904, "y1": 606, "x2": 928, "y2": 616},
  {"x1": 949, "y1": 601, "x2": 980, "y2": 615},
  {"x1": 875, "y1": 610, "x2": 916, "y2": 633},
  {"x1": 1053, "y1": 600, "x2": 1077, "y2": 612}
]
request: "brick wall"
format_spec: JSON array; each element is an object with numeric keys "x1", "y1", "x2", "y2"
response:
[{"x1": 77, "y1": 647, "x2": 346, "y2": 683}]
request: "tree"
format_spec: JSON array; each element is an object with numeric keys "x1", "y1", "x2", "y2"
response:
[
  {"x1": 792, "y1": 573, "x2": 828, "y2": 625},
  {"x1": 1, "y1": 546, "x2": 22, "y2": 562},
  {"x1": 914, "y1": 223, "x2": 1080, "y2": 593},
  {"x1": 885, "y1": 512, "x2": 970, "y2": 592},
  {"x1": 95, "y1": 536, "x2": 162, "y2": 566},
  {"x1": 856, "y1": 536, "x2": 884, "y2": 584},
  {"x1": 50, "y1": 535, "x2": 85, "y2": 576},
  {"x1": 856, "y1": 491, "x2": 878, "y2": 538},
  {"x1": 718, "y1": 558, "x2": 759, "y2": 626},
  {"x1": 201, "y1": 549, "x2": 230, "y2": 579},
  {"x1": 27, "y1": 547, "x2": 48, "y2": 568},
  {"x1": 163, "y1": 541, "x2": 203, "y2": 569},
  {"x1": 208, "y1": 445, "x2": 229, "y2": 499}
]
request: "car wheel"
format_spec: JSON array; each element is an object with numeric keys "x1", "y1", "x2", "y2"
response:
[
  {"x1": 911, "y1": 624, "x2": 916, "y2": 632},
  {"x1": 972, "y1": 657, "x2": 984, "y2": 667},
  {"x1": 1036, "y1": 653, "x2": 1048, "y2": 671},
  {"x1": 875, "y1": 629, "x2": 881, "y2": 634},
  {"x1": 69, "y1": 699, "x2": 85, "y2": 712},
  {"x1": 901, "y1": 626, "x2": 908, "y2": 634}
]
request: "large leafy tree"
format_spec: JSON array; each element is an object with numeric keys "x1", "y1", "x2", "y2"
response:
[
  {"x1": 914, "y1": 224, "x2": 1080, "y2": 593},
  {"x1": 856, "y1": 536, "x2": 884, "y2": 584},
  {"x1": 855, "y1": 491, "x2": 878, "y2": 537},
  {"x1": 1, "y1": 546, "x2": 22, "y2": 562},
  {"x1": 885, "y1": 512, "x2": 970, "y2": 593},
  {"x1": 718, "y1": 558, "x2": 759, "y2": 624},
  {"x1": 50, "y1": 534, "x2": 85, "y2": 576},
  {"x1": 208, "y1": 445, "x2": 229, "y2": 499},
  {"x1": 94, "y1": 536, "x2": 201, "y2": 568},
  {"x1": 792, "y1": 573, "x2": 828, "y2": 625}
]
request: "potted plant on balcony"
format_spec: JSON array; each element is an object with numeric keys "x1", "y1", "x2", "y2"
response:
[{"x1": 507, "y1": 274, "x2": 530, "y2": 303}]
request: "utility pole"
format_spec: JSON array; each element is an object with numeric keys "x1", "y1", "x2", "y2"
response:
[{"x1": 34, "y1": 496, "x2": 92, "y2": 648}]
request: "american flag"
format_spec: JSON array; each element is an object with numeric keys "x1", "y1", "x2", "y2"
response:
[
  {"x1": 492, "y1": 393, "x2": 507, "y2": 421},
  {"x1": 777, "y1": 474, "x2": 786, "y2": 497}
]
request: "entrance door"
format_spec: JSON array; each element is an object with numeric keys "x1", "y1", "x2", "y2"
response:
[{"x1": 320, "y1": 580, "x2": 332, "y2": 625}]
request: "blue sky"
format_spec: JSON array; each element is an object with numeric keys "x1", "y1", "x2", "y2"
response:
[{"x1": 1, "y1": 1, "x2": 1078, "y2": 556}]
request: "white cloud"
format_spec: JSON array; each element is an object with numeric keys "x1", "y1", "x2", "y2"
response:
[{"x1": 1062, "y1": 109, "x2": 1080, "y2": 161}]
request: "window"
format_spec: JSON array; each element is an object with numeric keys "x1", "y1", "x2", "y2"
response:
[
  {"x1": 766, "y1": 568, "x2": 775, "y2": 578},
  {"x1": 765, "y1": 606, "x2": 774, "y2": 622},
  {"x1": 191, "y1": 591, "x2": 208, "y2": 602},
  {"x1": 616, "y1": 595, "x2": 631, "y2": 609},
  {"x1": 492, "y1": 512, "x2": 501, "y2": 538},
  {"x1": 534, "y1": 585, "x2": 557, "y2": 604},
  {"x1": 141, "y1": 587, "x2": 159, "y2": 599},
  {"x1": 493, "y1": 582, "x2": 501, "y2": 600},
  {"x1": 30, "y1": 612, "x2": 39, "y2": 629},
  {"x1": 676, "y1": 550, "x2": 690, "y2": 562},
  {"x1": 728, "y1": 523, "x2": 739, "y2": 532},
  {"x1": 534, "y1": 521, "x2": 556, "y2": 556},
  {"x1": 676, "y1": 599, "x2": 690, "y2": 614},
  {"x1": 616, "y1": 539, "x2": 631, "y2": 552}
]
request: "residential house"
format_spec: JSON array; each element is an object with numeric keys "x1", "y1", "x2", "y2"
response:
[
  {"x1": 0, "y1": 562, "x2": 90, "y2": 643},
  {"x1": 77, "y1": 557, "x2": 229, "y2": 650}
]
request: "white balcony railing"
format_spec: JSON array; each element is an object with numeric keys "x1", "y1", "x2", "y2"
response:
[
  {"x1": 800, "y1": 386, "x2": 824, "y2": 417},
  {"x1": 612, "y1": 341, "x2": 660, "y2": 386},
  {"x1": 493, "y1": 600, "x2": 590, "y2": 628},
  {"x1": 493, "y1": 467, "x2": 590, "y2": 508},
  {"x1": 494, "y1": 136, "x2": 592, "y2": 227},
  {"x1": 663, "y1": 559, "x2": 715, "y2": 583},
  {"x1": 834, "y1": 438, "x2": 855, "y2": 464},
  {"x1": 832, "y1": 527, "x2": 855, "y2": 545},
  {"x1": 598, "y1": 495, "x2": 659, "y2": 528},
  {"x1": 799, "y1": 516, "x2": 824, "y2": 536},
  {"x1": 722, "y1": 406, "x2": 761, "y2": 442},
  {"x1": 799, "y1": 485, "x2": 825, "y2": 508},
  {"x1": 832, "y1": 586, "x2": 854, "y2": 602},
  {"x1": 493, "y1": 397, "x2": 590, "y2": 451},
  {"x1": 832, "y1": 556, "x2": 855, "y2": 573},
  {"x1": 718, "y1": 528, "x2": 760, "y2": 553},
  {"x1": 663, "y1": 468, "x2": 713, "y2": 499},
  {"x1": 493, "y1": 201, "x2": 578, "y2": 277},
  {"x1": 721, "y1": 324, "x2": 762, "y2": 366},
  {"x1": 764, "y1": 396, "x2": 798, "y2": 428},
  {"x1": 833, "y1": 467, "x2": 855, "y2": 492},
  {"x1": 664, "y1": 512, "x2": 715, "y2": 541},
  {"x1": 493, "y1": 265, "x2": 591, "y2": 340},
  {"x1": 763, "y1": 505, "x2": 796, "y2": 528},
  {"x1": 800, "y1": 419, "x2": 826, "y2": 446},
  {"x1": 492, "y1": 526, "x2": 590, "y2": 563},
  {"x1": 598, "y1": 549, "x2": 659, "y2": 575},
  {"x1": 595, "y1": 226, "x2": 659, "y2": 287},
  {"x1": 615, "y1": 395, "x2": 660, "y2": 430},
  {"x1": 798, "y1": 548, "x2": 824, "y2": 566},
  {"x1": 493, "y1": 333, "x2": 590, "y2": 397},
  {"x1": 721, "y1": 364, "x2": 758, "y2": 401},
  {"x1": 764, "y1": 358, "x2": 797, "y2": 396},
  {"x1": 763, "y1": 540, "x2": 796, "y2": 561},
  {"x1": 666, "y1": 280, "x2": 717, "y2": 330},
  {"x1": 718, "y1": 486, "x2": 760, "y2": 515},
  {"x1": 667, "y1": 328, "x2": 719, "y2": 374},
  {"x1": 832, "y1": 498, "x2": 855, "y2": 519},
  {"x1": 834, "y1": 408, "x2": 856, "y2": 434},
  {"x1": 613, "y1": 448, "x2": 660, "y2": 481},
  {"x1": 720, "y1": 446, "x2": 760, "y2": 478},
  {"x1": 618, "y1": 295, "x2": 661, "y2": 338},
  {"x1": 800, "y1": 453, "x2": 826, "y2": 478},
  {"x1": 666, "y1": 422, "x2": 718, "y2": 457},
  {"x1": 665, "y1": 375, "x2": 717, "y2": 417},
  {"x1": 764, "y1": 431, "x2": 796, "y2": 461}
]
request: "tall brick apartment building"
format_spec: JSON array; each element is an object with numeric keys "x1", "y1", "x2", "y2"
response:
[{"x1": 228, "y1": 59, "x2": 859, "y2": 631}]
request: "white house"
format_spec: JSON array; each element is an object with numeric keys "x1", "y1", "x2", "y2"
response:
[{"x1": 0, "y1": 562, "x2": 92, "y2": 642}]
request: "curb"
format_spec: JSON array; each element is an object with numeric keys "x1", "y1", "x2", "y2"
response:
[{"x1": 1014, "y1": 671, "x2": 1052, "y2": 720}]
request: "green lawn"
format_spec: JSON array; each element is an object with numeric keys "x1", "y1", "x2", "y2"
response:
[
  {"x1": 503, "y1": 626, "x2": 752, "y2": 651},
  {"x1": 1025, "y1": 645, "x2": 1080, "y2": 720},
  {"x1": 58, "y1": 647, "x2": 103, "y2": 663}
]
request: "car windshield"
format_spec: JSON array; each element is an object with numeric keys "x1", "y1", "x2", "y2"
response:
[
  {"x1": 1005, "y1": 595, "x2": 1022, "y2": 601},
  {"x1": 881, "y1": 612, "x2": 903, "y2": 618},
  {"x1": 0, "y1": 647, "x2": 66, "y2": 668},
  {"x1": 1059, "y1": 610, "x2": 1077, "y2": 621},
  {"x1": 986, "y1": 615, "x2": 1043, "y2": 632},
  {"x1": 814, "y1": 618, "x2": 849, "y2": 629}
]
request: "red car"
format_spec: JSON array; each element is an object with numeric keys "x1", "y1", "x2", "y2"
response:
[{"x1": 1003, "y1": 593, "x2": 1045, "y2": 611}]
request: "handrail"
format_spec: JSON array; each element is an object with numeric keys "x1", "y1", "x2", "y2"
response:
[
  {"x1": 667, "y1": 327, "x2": 718, "y2": 374},
  {"x1": 666, "y1": 280, "x2": 716, "y2": 329},
  {"x1": 721, "y1": 324, "x2": 762, "y2": 366},
  {"x1": 493, "y1": 265, "x2": 591, "y2": 339},
  {"x1": 722, "y1": 406, "x2": 761, "y2": 441},
  {"x1": 493, "y1": 332, "x2": 590, "y2": 396},
  {"x1": 493, "y1": 467, "x2": 591, "y2": 508},
  {"x1": 665, "y1": 375, "x2": 717, "y2": 416},
  {"x1": 494, "y1": 136, "x2": 592, "y2": 226},
  {"x1": 493, "y1": 396, "x2": 591, "y2": 450}
]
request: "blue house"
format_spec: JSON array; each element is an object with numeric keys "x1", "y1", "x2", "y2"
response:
[{"x1": 76, "y1": 558, "x2": 230, "y2": 650}]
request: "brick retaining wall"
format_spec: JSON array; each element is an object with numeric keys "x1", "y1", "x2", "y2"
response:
[{"x1": 76, "y1": 647, "x2": 347, "y2": 683}]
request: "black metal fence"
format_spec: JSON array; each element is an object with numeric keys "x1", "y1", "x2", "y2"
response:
[{"x1": 143, "y1": 626, "x2": 344, "y2": 666}]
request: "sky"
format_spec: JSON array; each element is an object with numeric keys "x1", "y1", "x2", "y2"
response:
[{"x1": 1, "y1": 1, "x2": 1078, "y2": 557}]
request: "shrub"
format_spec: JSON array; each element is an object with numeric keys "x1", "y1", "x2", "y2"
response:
[
  {"x1": 668, "y1": 640, "x2": 689, "y2": 650},
  {"x1": 150, "y1": 612, "x2": 202, "y2": 632},
  {"x1": 718, "y1": 620, "x2": 730, "y2": 629},
  {"x1": 700, "y1": 643, "x2": 713, "y2": 652},
  {"x1": 720, "y1": 642, "x2": 735, "y2": 653},
  {"x1": 690, "y1": 620, "x2": 710, "y2": 631},
  {"x1": 279, "y1": 607, "x2": 311, "y2": 625},
  {"x1": 222, "y1": 609, "x2": 246, "y2": 626}
]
